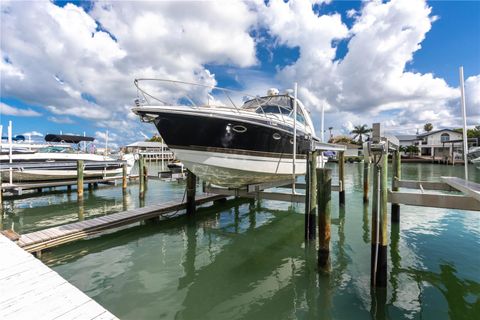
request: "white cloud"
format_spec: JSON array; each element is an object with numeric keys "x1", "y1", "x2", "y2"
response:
[
  {"x1": 22, "y1": 131, "x2": 43, "y2": 137},
  {"x1": 0, "y1": 102, "x2": 41, "y2": 117},
  {"x1": 0, "y1": 0, "x2": 257, "y2": 142},
  {"x1": 257, "y1": 0, "x2": 476, "y2": 135},
  {"x1": 47, "y1": 116, "x2": 75, "y2": 124},
  {"x1": 465, "y1": 75, "x2": 480, "y2": 117},
  {"x1": 1, "y1": 0, "x2": 478, "y2": 142}
]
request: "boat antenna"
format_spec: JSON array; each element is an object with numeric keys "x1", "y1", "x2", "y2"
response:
[{"x1": 459, "y1": 66, "x2": 469, "y2": 180}]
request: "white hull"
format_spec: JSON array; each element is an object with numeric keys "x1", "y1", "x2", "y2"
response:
[
  {"x1": 0, "y1": 152, "x2": 112, "y2": 162},
  {"x1": 1, "y1": 168, "x2": 123, "y2": 182},
  {"x1": 172, "y1": 148, "x2": 320, "y2": 188}
]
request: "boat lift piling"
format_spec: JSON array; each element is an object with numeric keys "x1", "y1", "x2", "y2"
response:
[
  {"x1": 139, "y1": 155, "x2": 145, "y2": 199},
  {"x1": 338, "y1": 151, "x2": 346, "y2": 206},
  {"x1": 305, "y1": 151, "x2": 318, "y2": 241},
  {"x1": 77, "y1": 160, "x2": 84, "y2": 199},
  {"x1": 186, "y1": 170, "x2": 196, "y2": 215},
  {"x1": 363, "y1": 152, "x2": 370, "y2": 203},
  {"x1": 391, "y1": 149, "x2": 401, "y2": 223},
  {"x1": 317, "y1": 167, "x2": 332, "y2": 270}
]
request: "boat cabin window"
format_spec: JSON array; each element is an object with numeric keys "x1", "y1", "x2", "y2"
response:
[{"x1": 242, "y1": 95, "x2": 306, "y2": 124}]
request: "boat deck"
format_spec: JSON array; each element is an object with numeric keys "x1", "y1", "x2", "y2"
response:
[{"x1": 0, "y1": 234, "x2": 118, "y2": 320}]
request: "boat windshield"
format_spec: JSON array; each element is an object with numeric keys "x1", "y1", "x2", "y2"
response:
[
  {"x1": 242, "y1": 95, "x2": 306, "y2": 125},
  {"x1": 38, "y1": 146, "x2": 74, "y2": 153}
]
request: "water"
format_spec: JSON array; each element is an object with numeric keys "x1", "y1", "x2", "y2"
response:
[{"x1": 2, "y1": 163, "x2": 479, "y2": 319}]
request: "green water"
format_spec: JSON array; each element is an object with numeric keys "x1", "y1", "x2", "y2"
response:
[{"x1": 2, "y1": 163, "x2": 480, "y2": 319}]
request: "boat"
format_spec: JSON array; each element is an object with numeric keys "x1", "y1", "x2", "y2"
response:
[
  {"x1": 132, "y1": 79, "x2": 321, "y2": 188},
  {"x1": 1, "y1": 134, "x2": 135, "y2": 182},
  {"x1": 467, "y1": 146, "x2": 480, "y2": 164}
]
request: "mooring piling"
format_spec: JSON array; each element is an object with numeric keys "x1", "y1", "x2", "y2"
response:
[
  {"x1": 370, "y1": 135, "x2": 389, "y2": 287},
  {"x1": 122, "y1": 163, "x2": 128, "y2": 190},
  {"x1": 186, "y1": 170, "x2": 196, "y2": 215},
  {"x1": 139, "y1": 155, "x2": 145, "y2": 199},
  {"x1": 363, "y1": 154, "x2": 370, "y2": 203},
  {"x1": 305, "y1": 151, "x2": 318, "y2": 240},
  {"x1": 391, "y1": 149, "x2": 401, "y2": 223},
  {"x1": 77, "y1": 160, "x2": 84, "y2": 199},
  {"x1": 317, "y1": 168, "x2": 332, "y2": 270},
  {"x1": 338, "y1": 151, "x2": 345, "y2": 206}
]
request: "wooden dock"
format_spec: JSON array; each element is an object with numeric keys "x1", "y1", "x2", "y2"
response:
[
  {"x1": 0, "y1": 234, "x2": 118, "y2": 320},
  {"x1": 15, "y1": 193, "x2": 225, "y2": 254}
]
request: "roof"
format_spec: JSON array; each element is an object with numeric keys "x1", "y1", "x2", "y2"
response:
[
  {"x1": 126, "y1": 141, "x2": 165, "y2": 148},
  {"x1": 396, "y1": 135, "x2": 417, "y2": 141},
  {"x1": 45, "y1": 134, "x2": 94, "y2": 143},
  {"x1": 417, "y1": 129, "x2": 461, "y2": 137}
]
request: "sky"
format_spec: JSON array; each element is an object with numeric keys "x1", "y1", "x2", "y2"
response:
[{"x1": 1, "y1": 0, "x2": 479, "y2": 149}]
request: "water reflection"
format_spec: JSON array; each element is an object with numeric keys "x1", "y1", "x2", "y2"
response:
[{"x1": 38, "y1": 163, "x2": 480, "y2": 320}]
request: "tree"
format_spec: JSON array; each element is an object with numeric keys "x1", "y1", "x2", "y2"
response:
[
  {"x1": 405, "y1": 145, "x2": 419, "y2": 158},
  {"x1": 331, "y1": 135, "x2": 354, "y2": 144},
  {"x1": 424, "y1": 123, "x2": 433, "y2": 132},
  {"x1": 147, "y1": 134, "x2": 163, "y2": 142},
  {"x1": 350, "y1": 124, "x2": 372, "y2": 144}
]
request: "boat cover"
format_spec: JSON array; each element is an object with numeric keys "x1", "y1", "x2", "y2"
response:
[{"x1": 45, "y1": 134, "x2": 95, "y2": 143}]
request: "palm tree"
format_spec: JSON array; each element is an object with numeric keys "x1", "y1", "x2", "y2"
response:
[
  {"x1": 424, "y1": 123, "x2": 433, "y2": 132},
  {"x1": 350, "y1": 124, "x2": 372, "y2": 144}
]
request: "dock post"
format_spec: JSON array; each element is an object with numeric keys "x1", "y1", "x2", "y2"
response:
[
  {"x1": 305, "y1": 151, "x2": 318, "y2": 240},
  {"x1": 139, "y1": 155, "x2": 145, "y2": 199},
  {"x1": 67, "y1": 185, "x2": 71, "y2": 193},
  {"x1": 363, "y1": 154, "x2": 369, "y2": 203},
  {"x1": 77, "y1": 160, "x2": 84, "y2": 199},
  {"x1": 338, "y1": 151, "x2": 345, "y2": 206},
  {"x1": 122, "y1": 163, "x2": 128, "y2": 190},
  {"x1": 391, "y1": 149, "x2": 401, "y2": 223},
  {"x1": 317, "y1": 168, "x2": 332, "y2": 270},
  {"x1": 186, "y1": 170, "x2": 196, "y2": 215},
  {"x1": 371, "y1": 151, "x2": 388, "y2": 288}
]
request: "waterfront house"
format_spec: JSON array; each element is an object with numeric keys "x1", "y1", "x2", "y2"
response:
[
  {"x1": 123, "y1": 141, "x2": 175, "y2": 162},
  {"x1": 396, "y1": 129, "x2": 463, "y2": 158}
]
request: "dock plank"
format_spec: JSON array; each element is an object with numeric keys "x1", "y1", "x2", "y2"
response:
[
  {"x1": 0, "y1": 235, "x2": 117, "y2": 320},
  {"x1": 18, "y1": 194, "x2": 225, "y2": 252}
]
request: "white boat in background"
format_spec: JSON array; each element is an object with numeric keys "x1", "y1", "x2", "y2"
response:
[
  {"x1": 1, "y1": 134, "x2": 135, "y2": 182},
  {"x1": 468, "y1": 146, "x2": 480, "y2": 165},
  {"x1": 132, "y1": 79, "x2": 323, "y2": 188}
]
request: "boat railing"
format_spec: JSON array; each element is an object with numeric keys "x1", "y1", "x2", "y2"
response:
[{"x1": 134, "y1": 78, "x2": 290, "y2": 126}]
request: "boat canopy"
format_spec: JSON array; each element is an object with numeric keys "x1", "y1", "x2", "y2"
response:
[
  {"x1": 242, "y1": 95, "x2": 307, "y2": 125},
  {"x1": 45, "y1": 134, "x2": 95, "y2": 144}
]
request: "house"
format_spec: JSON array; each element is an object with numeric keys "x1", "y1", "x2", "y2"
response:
[
  {"x1": 415, "y1": 129, "x2": 463, "y2": 157},
  {"x1": 123, "y1": 141, "x2": 175, "y2": 161},
  {"x1": 396, "y1": 129, "x2": 463, "y2": 158}
]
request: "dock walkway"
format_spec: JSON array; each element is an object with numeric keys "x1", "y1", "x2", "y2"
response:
[
  {"x1": 0, "y1": 234, "x2": 118, "y2": 320},
  {"x1": 17, "y1": 193, "x2": 225, "y2": 253}
]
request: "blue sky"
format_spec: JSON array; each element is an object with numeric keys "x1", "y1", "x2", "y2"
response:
[{"x1": 1, "y1": 0, "x2": 479, "y2": 147}]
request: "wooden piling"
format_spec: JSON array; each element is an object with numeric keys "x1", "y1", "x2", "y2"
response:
[
  {"x1": 139, "y1": 155, "x2": 145, "y2": 199},
  {"x1": 186, "y1": 170, "x2": 196, "y2": 215},
  {"x1": 122, "y1": 163, "x2": 128, "y2": 190},
  {"x1": 305, "y1": 151, "x2": 318, "y2": 240},
  {"x1": 317, "y1": 168, "x2": 331, "y2": 270},
  {"x1": 77, "y1": 160, "x2": 84, "y2": 199},
  {"x1": 391, "y1": 150, "x2": 401, "y2": 223},
  {"x1": 67, "y1": 185, "x2": 71, "y2": 193},
  {"x1": 363, "y1": 155, "x2": 369, "y2": 203},
  {"x1": 338, "y1": 151, "x2": 345, "y2": 206},
  {"x1": 371, "y1": 153, "x2": 388, "y2": 287}
]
